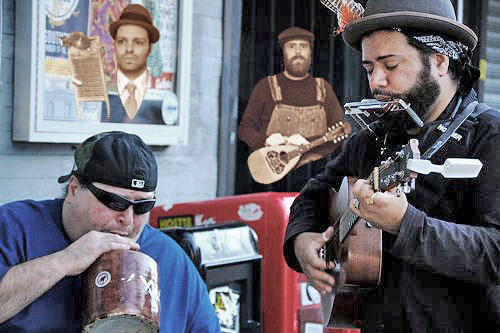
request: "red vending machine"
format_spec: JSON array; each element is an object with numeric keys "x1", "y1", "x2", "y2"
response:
[{"x1": 149, "y1": 193, "x2": 361, "y2": 333}]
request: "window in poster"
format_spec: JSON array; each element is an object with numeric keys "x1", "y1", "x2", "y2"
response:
[{"x1": 13, "y1": 0, "x2": 192, "y2": 145}]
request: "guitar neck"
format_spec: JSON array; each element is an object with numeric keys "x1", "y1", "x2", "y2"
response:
[
  {"x1": 338, "y1": 209, "x2": 359, "y2": 242},
  {"x1": 336, "y1": 142, "x2": 416, "y2": 240},
  {"x1": 284, "y1": 136, "x2": 331, "y2": 161},
  {"x1": 337, "y1": 170, "x2": 376, "y2": 242}
]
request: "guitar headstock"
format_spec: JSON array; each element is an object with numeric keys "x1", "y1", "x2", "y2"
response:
[
  {"x1": 324, "y1": 122, "x2": 352, "y2": 144},
  {"x1": 371, "y1": 139, "x2": 420, "y2": 192}
]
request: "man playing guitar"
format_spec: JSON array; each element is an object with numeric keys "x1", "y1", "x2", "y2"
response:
[{"x1": 284, "y1": 0, "x2": 500, "y2": 332}]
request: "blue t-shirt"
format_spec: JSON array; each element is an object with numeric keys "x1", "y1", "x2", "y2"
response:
[{"x1": 0, "y1": 199, "x2": 221, "y2": 333}]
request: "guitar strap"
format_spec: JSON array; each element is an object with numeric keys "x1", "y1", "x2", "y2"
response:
[{"x1": 422, "y1": 98, "x2": 481, "y2": 159}]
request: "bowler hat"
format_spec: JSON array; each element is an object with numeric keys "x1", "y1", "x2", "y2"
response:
[
  {"x1": 343, "y1": 0, "x2": 477, "y2": 51},
  {"x1": 278, "y1": 27, "x2": 315, "y2": 47},
  {"x1": 109, "y1": 4, "x2": 160, "y2": 44}
]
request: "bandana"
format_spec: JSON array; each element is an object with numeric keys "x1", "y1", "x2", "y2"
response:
[
  {"x1": 395, "y1": 28, "x2": 469, "y2": 61},
  {"x1": 411, "y1": 35, "x2": 467, "y2": 61}
]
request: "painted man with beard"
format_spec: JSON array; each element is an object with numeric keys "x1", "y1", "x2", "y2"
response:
[
  {"x1": 237, "y1": 27, "x2": 344, "y2": 173},
  {"x1": 284, "y1": 0, "x2": 500, "y2": 332}
]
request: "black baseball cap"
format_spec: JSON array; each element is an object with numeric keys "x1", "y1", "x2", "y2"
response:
[{"x1": 58, "y1": 131, "x2": 157, "y2": 192}]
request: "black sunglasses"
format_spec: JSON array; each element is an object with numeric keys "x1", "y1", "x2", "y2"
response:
[{"x1": 86, "y1": 183, "x2": 156, "y2": 215}]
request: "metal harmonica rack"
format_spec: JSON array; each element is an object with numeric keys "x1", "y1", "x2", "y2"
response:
[{"x1": 344, "y1": 99, "x2": 424, "y2": 130}]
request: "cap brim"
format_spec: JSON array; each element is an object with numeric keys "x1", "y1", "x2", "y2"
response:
[
  {"x1": 57, "y1": 174, "x2": 72, "y2": 184},
  {"x1": 109, "y1": 20, "x2": 160, "y2": 44},
  {"x1": 343, "y1": 11, "x2": 478, "y2": 51}
]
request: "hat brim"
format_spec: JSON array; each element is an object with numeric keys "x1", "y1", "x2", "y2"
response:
[
  {"x1": 343, "y1": 11, "x2": 478, "y2": 52},
  {"x1": 57, "y1": 174, "x2": 72, "y2": 184},
  {"x1": 109, "y1": 20, "x2": 160, "y2": 44},
  {"x1": 279, "y1": 36, "x2": 314, "y2": 48}
]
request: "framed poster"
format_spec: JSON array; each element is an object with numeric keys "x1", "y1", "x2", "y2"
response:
[{"x1": 13, "y1": 0, "x2": 192, "y2": 145}]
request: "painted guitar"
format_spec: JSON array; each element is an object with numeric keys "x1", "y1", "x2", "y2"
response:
[
  {"x1": 321, "y1": 139, "x2": 420, "y2": 328},
  {"x1": 248, "y1": 122, "x2": 351, "y2": 184}
]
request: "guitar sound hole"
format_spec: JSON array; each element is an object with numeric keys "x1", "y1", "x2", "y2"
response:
[{"x1": 279, "y1": 151, "x2": 289, "y2": 163}]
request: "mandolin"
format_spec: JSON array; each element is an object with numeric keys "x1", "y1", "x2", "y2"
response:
[
  {"x1": 321, "y1": 138, "x2": 420, "y2": 328},
  {"x1": 247, "y1": 122, "x2": 351, "y2": 184}
]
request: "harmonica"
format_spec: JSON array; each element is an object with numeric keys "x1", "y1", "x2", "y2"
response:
[{"x1": 344, "y1": 99, "x2": 424, "y2": 128}]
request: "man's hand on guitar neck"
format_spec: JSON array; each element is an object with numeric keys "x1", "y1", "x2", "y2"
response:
[
  {"x1": 294, "y1": 226, "x2": 336, "y2": 294},
  {"x1": 350, "y1": 179, "x2": 408, "y2": 235}
]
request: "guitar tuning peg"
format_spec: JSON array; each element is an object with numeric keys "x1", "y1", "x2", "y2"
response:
[
  {"x1": 339, "y1": 121, "x2": 343, "y2": 125},
  {"x1": 333, "y1": 139, "x2": 337, "y2": 143}
]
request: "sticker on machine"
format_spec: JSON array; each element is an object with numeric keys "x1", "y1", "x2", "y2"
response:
[
  {"x1": 300, "y1": 282, "x2": 321, "y2": 306},
  {"x1": 237, "y1": 203, "x2": 263, "y2": 221},
  {"x1": 209, "y1": 285, "x2": 240, "y2": 333},
  {"x1": 304, "y1": 322, "x2": 323, "y2": 333}
]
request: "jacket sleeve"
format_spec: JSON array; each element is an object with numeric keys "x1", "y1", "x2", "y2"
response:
[
  {"x1": 237, "y1": 79, "x2": 271, "y2": 150},
  {"x1": 389, "y1": 130, "x2": 500, "y2": 288}
]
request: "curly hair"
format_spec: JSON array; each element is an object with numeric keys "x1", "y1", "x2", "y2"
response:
[{"x1": 406, "y1": 34, "x2": 480, "y2": 96}]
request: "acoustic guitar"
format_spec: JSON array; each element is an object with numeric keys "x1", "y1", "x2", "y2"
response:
[
  {"x1": 321, "y1": 139, "x2": 421, "y2": 328},
  {"x1": 248, "y1": 122, "x2": 352, "y2": 184}
]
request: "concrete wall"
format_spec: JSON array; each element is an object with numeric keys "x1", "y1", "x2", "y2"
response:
[{"x1": 0, "y1": 0, "x2": 222, "y2": 207}]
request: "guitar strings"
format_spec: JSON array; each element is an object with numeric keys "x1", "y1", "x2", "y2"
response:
[
  {"x1": 326, "y1": 154, "x2": 394, "y2": 256},
  {"x1": 282, "y1": 123, "x2": 346, "y2": 161}
]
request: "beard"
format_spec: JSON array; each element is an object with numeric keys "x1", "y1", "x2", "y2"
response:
[
  {"x1": 372, "y1": 57, "x2": 441, "y2": 134},
  {"x1": 284, "y1": 54, "x2": 311, "y2": 77}
]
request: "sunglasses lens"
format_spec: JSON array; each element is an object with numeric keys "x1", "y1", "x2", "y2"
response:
[
  {"x1": 133, "y1": 200, "x2": 156, "y2": 215},
  {"x1": 106, "y1": 197, "x2": 132, "y2": 211},
  {"x1": 88, "y1": 184, "x2": 155, "y2": 214}
]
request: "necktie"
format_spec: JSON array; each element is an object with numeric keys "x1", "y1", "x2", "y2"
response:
[{"x1": 124, "y1": 82, "x2": 138, "y2": 119}]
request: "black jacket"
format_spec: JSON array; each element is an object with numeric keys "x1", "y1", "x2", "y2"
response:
[{"x1": 284, "y1": 91, "x2": 500, "y2": 332}]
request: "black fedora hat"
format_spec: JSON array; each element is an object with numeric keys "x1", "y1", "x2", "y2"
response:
[
  {"x1": 343, "y1": 0, "x2": 478, "y2": 51},
  {"x1": 109, "y1": 4, "x2": 160, "y2": 44}
]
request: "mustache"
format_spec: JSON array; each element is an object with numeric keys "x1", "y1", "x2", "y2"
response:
[
  {"x1": 291, "y1": 55, "x2": 306, "y2": 61},
  {"x1": 371, "y1": 89, "x2": 406, "y2": 101}
]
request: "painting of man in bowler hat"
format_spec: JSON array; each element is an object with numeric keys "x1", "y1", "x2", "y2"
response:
[{"x1": 101, "y1": 3, "x2": 165, "y2": 124}]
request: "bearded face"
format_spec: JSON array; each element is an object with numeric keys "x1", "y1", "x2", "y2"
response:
[
  {"x1": 372, "y1": 54, "x2": 441, "y2": 133},
  {"x1": 283, "y1": 40, "x2": 312, "y2": 78},
  {"x1": 284, "y1": 53, "x2": 311, "y2": 77}
]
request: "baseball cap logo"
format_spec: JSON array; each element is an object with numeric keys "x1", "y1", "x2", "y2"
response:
[{"x1": 131, "y1": 179, "x2": 145, "y2": 189}]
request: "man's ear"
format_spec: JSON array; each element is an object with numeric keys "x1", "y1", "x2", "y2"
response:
[
  {"x1": 148, "y1": 43, "x2": 152, "y2": 56},
  {"x1": 433, "y1": 53, "x2": 450, "y2": 77},
  {"x1": 66, "y1": 176, "x2": 81, "y2": 202}
]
